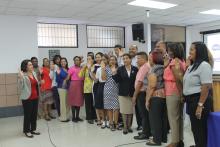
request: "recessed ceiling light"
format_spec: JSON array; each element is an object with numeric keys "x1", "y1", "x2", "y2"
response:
[
  {"x1": 200, "y1": 9, "x2": 220, "y2": 15},
  {"x1": 128, "y1": 0, "x2": 177, "y2": 9}
]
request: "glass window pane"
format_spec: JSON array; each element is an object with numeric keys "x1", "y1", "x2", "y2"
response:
[
  {"x1": 37, "y1": 23, "x2": 77, "y2": 47},
  {"x1": 87, "y1": 25, "x2": 125, "y2": 48}
]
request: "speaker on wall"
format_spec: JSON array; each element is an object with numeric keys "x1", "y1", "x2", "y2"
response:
[{"x1": 132, "y1": 23, "x2": 144, "y2": 41}]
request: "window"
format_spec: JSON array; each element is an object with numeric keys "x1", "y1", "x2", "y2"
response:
[
  {"x1": 87, "y1": 25, "x2": 125, "y2": 48},
  {"x1": 204, "y1": 31, "x2": 220, "y2": 74},
  {"x1": 37, "y1": 23, "x2": 78, "y2": 48}
]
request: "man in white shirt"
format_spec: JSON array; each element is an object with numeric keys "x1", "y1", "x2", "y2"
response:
[
  {"x1": 129, "y1": 45, "x2": 138, "y2": 67},
  {"x1": 128, "y1": 44, "x2": 142, "y2": 131},
  {"x1": 114, "y1": 44, "x2": 124, "y2": 66}
]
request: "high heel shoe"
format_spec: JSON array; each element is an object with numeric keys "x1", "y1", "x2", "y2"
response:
[
  {"x1": 24, "y1": 132, "x2": 34, "y2": 138},
  {"x1": 31, "y1": 131, "x2": 40, "y2": 135}
]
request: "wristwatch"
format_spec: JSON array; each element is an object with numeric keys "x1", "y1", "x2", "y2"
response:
[{"x1": 198, "y1": 102, "x2": 204, "y2": 107}]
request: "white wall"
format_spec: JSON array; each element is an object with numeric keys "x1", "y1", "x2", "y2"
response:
[
  {"x1": 186, "y1": 20, "x2": 220, "y2": 56},
  {"x1": 0, "y1": 15, "x2": 38, "y2": 73},
  {"x1": 38, "y1": 22, "x2": 151, "y2": 66}
]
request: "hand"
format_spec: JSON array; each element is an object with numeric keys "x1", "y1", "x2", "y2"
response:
[
  {"x1": 119, "y1": 49, "x2": 124, "y2": 56},
  {"x1": 62, "y1": 80, "x2": 67, "y2": 88},
  {"x1": 101, "y1": 61, "x2": 105, "y2": 69},
  {"x1": 186, "y1": 56, "x2": 191, "y2": 67},
  {"x1": 41, "y1": 80, "x2": 45, "y2": 84},
  {"x1": 108, "y1": 51, "x2": 113, "y2": 56},
  {"x1": 50, "y1": 64, "x2": 55, "y2": 70},
  {"x1": 56, "y1": 68, "x2": 61, "y2": 74},
  {"x1": 180, "y1": 96, "x2": 185, "y2": 103},
  {"x1": 145, "y1": 99, "x2": 150, "y2": 111},
  {"x1": 111, "y1": 67, "x2": 117, "y2": 75},
  {"x1": 39, "y1": 68, "x2": 43, "y2": 74},
  {"x1": 174, "y1": 58, "x2": 181, "y2": 70},
  {"x1": 195, "y1": 106, "x2": 203, "y2": 119},
  {"x1": 87, "y1": 63, "x2": 91, "y2": 69},
  {"x1": 80, "y1": 56, "x2": 84, "y2": 63},
  {"x1": 18, "y1": 69, "x2": 24, "y2": 78},
  {"x1": 132, "y1": 97, "x2": 136, "y2": 106}
]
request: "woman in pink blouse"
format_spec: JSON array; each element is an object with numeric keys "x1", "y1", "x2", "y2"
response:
[
  {"x1": 67, "y1": 56, "x2": 84, "y2": 122},
  {"x1": 164, "y1": 43, "x2": 186, "y2": 147}
]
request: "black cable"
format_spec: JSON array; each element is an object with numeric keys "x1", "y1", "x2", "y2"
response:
[
  {"x1": 115, "y1": 141, "x2": 146, "y2": 147},
  {"x1": 46, "y1": 121, "x2": 57, "y2": 147}
]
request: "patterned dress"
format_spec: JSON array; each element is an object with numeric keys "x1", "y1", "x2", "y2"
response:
[{"x1": 104, "y1": 66, "x2": 119, "y2": 110}]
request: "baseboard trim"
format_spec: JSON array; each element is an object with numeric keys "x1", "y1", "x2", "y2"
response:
[{"x1": 0, "y1": 106, "x2": 23, "y2": 118}]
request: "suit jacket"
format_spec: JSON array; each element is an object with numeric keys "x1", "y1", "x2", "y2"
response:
[
  {"x1": 19, "y1": 72, "x2": 40, "y2": 100},
  {"x1": 112, "y1": 65, "x2": 138, "y2": 97}
]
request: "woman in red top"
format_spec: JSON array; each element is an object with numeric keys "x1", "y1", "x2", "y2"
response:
[
  {"x1": 18, "y1": 59, "x2": 41, "y2": 138},
  {"x1": 40, "y1": 58, "x2": 54, "y2": 121}
]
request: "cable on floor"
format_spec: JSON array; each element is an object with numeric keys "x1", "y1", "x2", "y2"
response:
[
  {"x1": 115, "y1": 141, "x2": 146, "y2": 147},
  {"x1": 46, "y1": 121, "x2": 57, "y2": 147}
]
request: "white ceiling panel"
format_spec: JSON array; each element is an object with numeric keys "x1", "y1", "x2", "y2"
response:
[{"x1": 0, "y1": 0, "x2": 220, "y2": 26}]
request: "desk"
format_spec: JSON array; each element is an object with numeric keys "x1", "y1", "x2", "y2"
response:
[{"x1": 208, "y1": 112, "x2": 220, "y2": 147}]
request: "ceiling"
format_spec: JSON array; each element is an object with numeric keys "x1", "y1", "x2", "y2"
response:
[{"x1": 1, "y1": 0, "x2": 220, "y2": 26}]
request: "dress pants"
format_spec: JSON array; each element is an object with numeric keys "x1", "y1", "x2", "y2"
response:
[
  {"x1": 137, "y1": 92, "x2": 151, "y2": 137},
  {"x1": 185, "y1": 93, "x2": 211, "y2": 147},
  {"x1": 84, "y1": 93, "x2": 96, "y2": 120},
  {"x1": 22, "y1": 99, "x2": 38, "y2": 133},
  {"x1": 52, "y1": 86, "x2": 60, "y2": 116},
  {"x1": 58, "y1": 88, "x2": 70, "y2": 121},
  {"x1": 149, "y1": 97, "x2": 167, "y2": 144}
]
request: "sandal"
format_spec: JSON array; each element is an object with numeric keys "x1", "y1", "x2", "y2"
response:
[
  {"x1": 115, "y1": 124, "x2": 122, "y2": 130},
  {"x1": 97, "y1": 120, "x2": 102, "y2": 126},
  {"x1": 49, "y1": 114, "x2": 56, "y2": 119},
  {"x1": 110, "y1": 124, "x2": 116, "y2": 131},
  {"x1": 45, "y1": 115, "x2": 51, "y2": 121}
]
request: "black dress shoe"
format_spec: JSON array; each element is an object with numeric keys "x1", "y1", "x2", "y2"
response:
[
  {"x1": 123, "y1": 130, "x2": 128, "y2": 135},
  {"x1": 138, "y1": 132, "x2": 143, "y2": 136},
  {"x1": 128, "y1": 128, "x2": 133, "y2": 133},
  {"x1": 162, "y1": 139, "x2": 167, "y2": 143},
  {"x1": 72, "y1": 118, "x2": 78, "y2": 122},
  {"x1": 134, "y1": 134, "x2": 147, "y2": 140},
  {"x1": 31, "y1": 131, "x2": 41, "y2": 135},
  {"x1": 178, "y1": 140, "x2": 184, "y2": 147},
  {"x1": 24, "y1": 132, "x2": 34, "y2": 138},
  {"x1": 88, "y1": 120, "x2": 94, "y2": 124},
  {"x1": 76, "y1": 117, "x2": 83, "y2": 122},
  {"x1": 49, "y1": 115, "x2": 56, "y2": 119},
  {"x1": 136, "y1": 126, "x2": 142, "y2": 131}
]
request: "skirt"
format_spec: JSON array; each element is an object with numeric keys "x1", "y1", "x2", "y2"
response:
[
  {"x1": 68, "y1": 81, "x2": 84, "y2": 107},
  {"x1": 94, "y1": 82, "x2": 105, "y2": 109},
  {"x1": 40, "y1": 90, "x2": 54, "y2": 105},
  {"x1": 119, "y1": 96, "x2": 133, "y2": 114}
]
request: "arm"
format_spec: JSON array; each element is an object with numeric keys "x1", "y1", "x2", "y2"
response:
[
  {"x1": 79, "y1": 66, "x2": 86, "y2": 78},
  {"x1": 195, "y1": 63, "x2": 212, "y2": 119},
  {"x1": 145, "y1": 74, "x2": 157, "y2": 110},
  {"x1": 112, "y1": 68, "x2": 121, "y2": 83},
  {"x1": 18, "y1": 70, "x2": 25, "y2": 88},
  {"x1": 171, "y1": 59, "x2": 184, "y2": 99},
  {"x1": 132, "y1": 81, "x2": 143, "y2": 106},
  {"x1": 101, "y1": 67, "x2": 107, "y2": 81},
  {"x1": 49, "y1": 70, "x2": 54, "y2": 80}
]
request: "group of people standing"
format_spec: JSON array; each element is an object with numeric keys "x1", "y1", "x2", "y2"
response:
[{"x1": 18, "y1": 41, "x2": 213, "y2": 147}]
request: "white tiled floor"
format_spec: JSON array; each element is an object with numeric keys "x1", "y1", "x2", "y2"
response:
[{"x1": 0, "y1": 114, "x2": 195, "y2": 147}]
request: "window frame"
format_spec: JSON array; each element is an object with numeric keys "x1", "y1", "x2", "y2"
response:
[
  {"x1": 37, "y1": 22, "x2": 78, "y2": 48},
  {"x1": 86, "y1": 25, "x2": 125, "y2": 48}
]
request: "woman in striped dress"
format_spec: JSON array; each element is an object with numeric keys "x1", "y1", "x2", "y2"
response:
[{"x1": 102, "y1": 56, "x2": 120, "y2": 131}]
